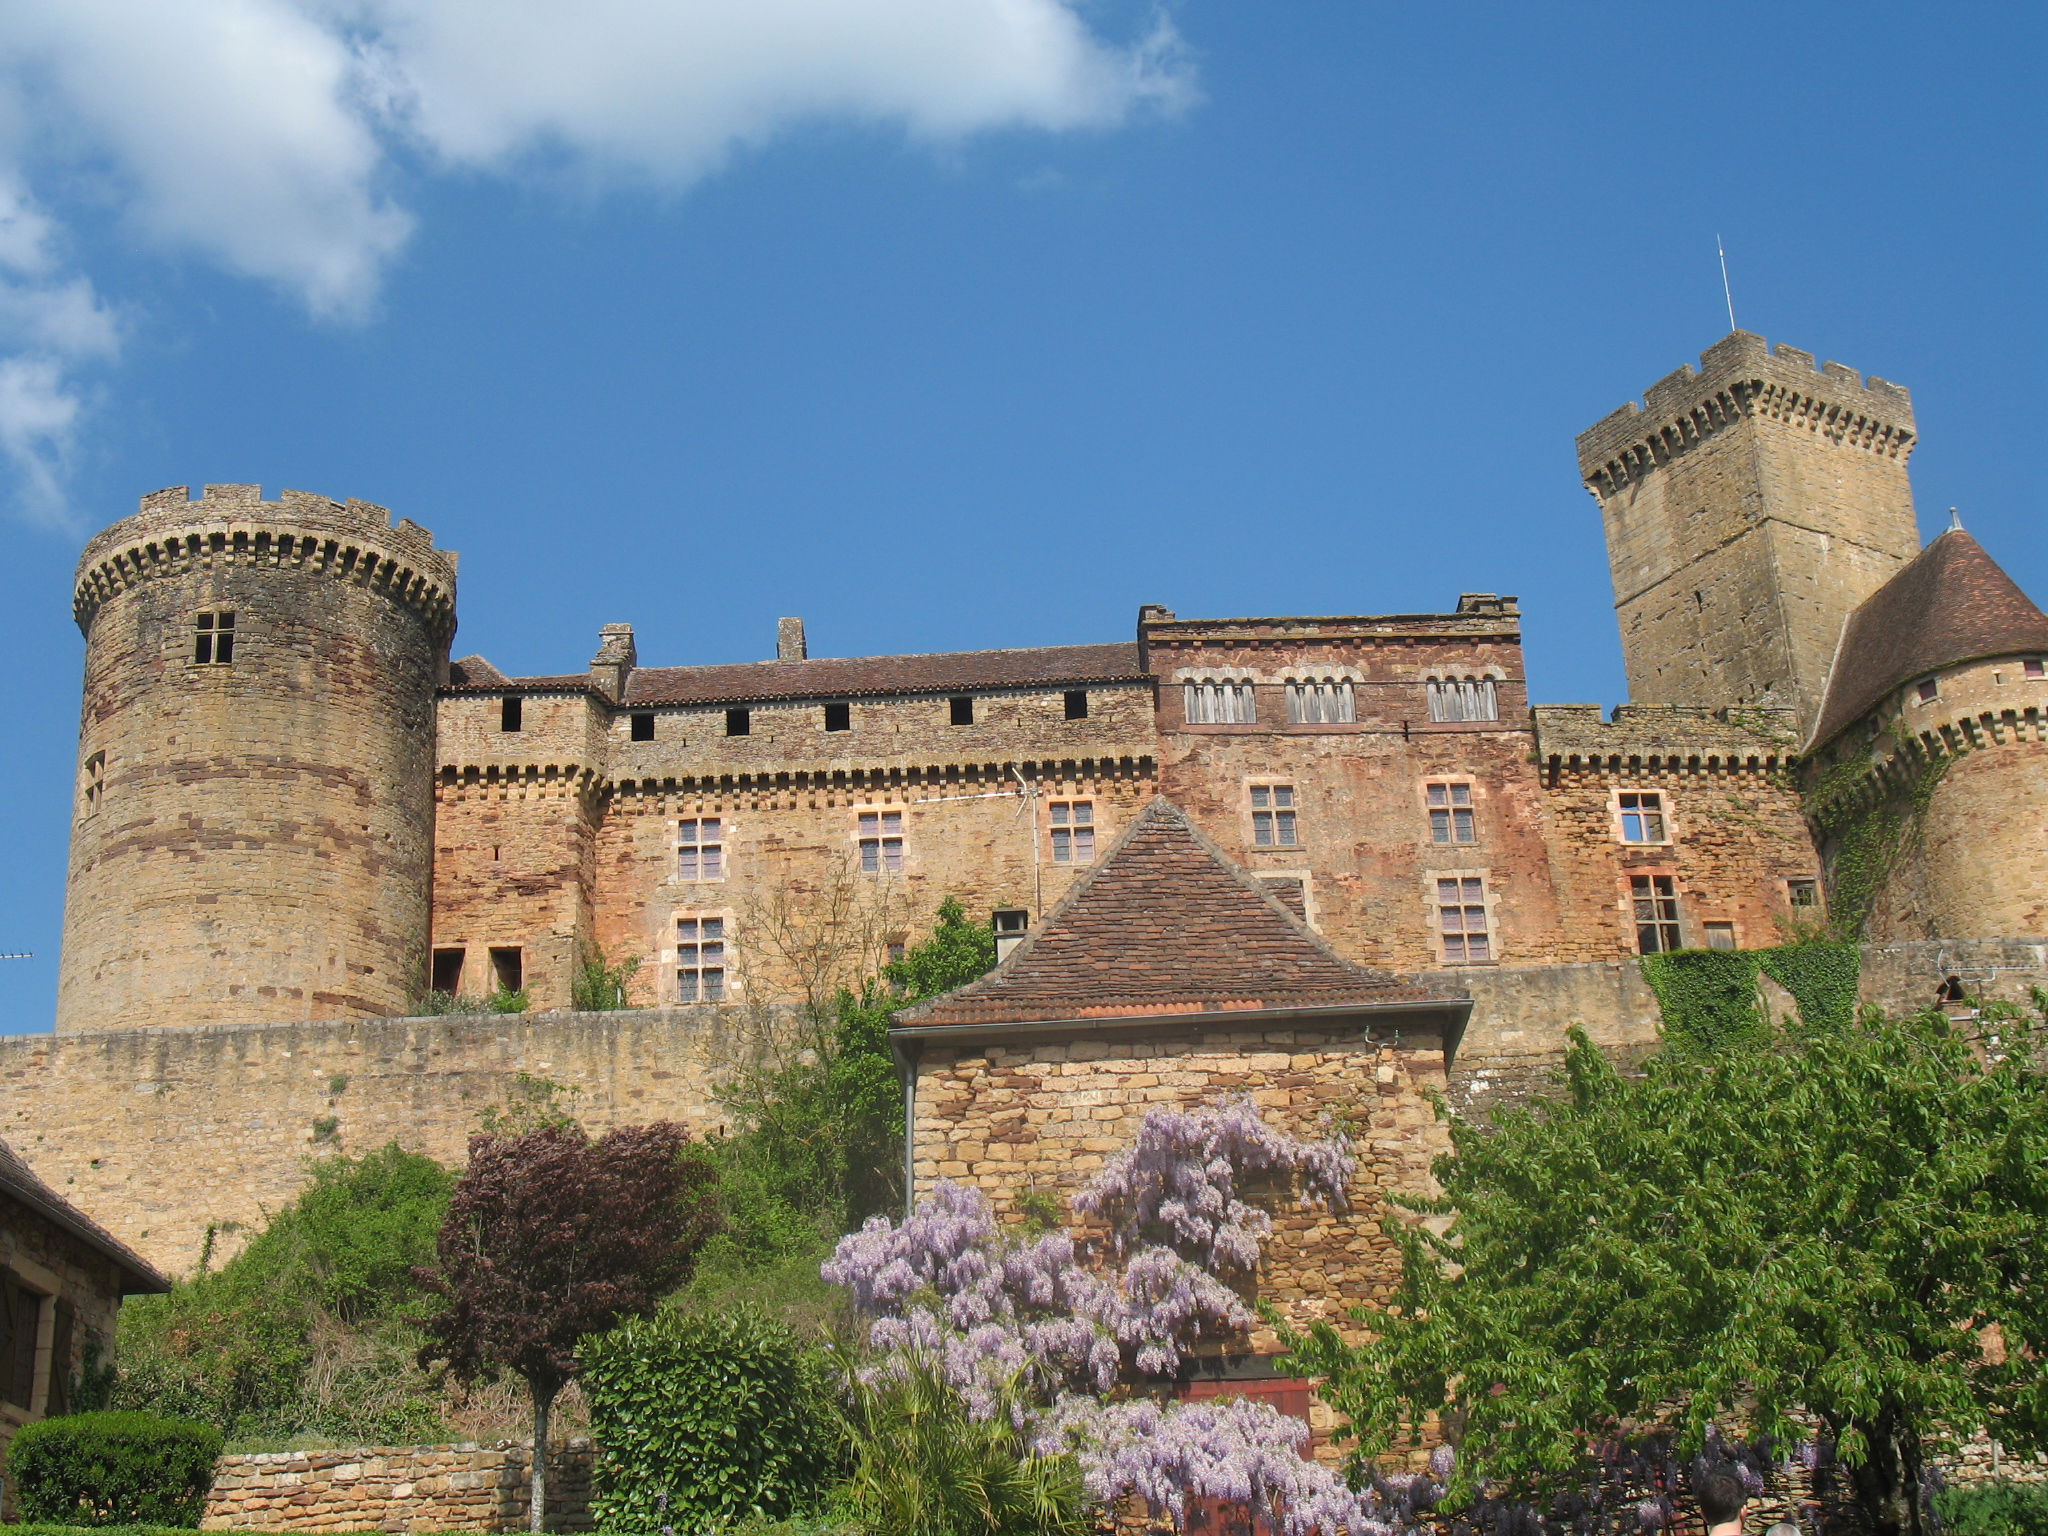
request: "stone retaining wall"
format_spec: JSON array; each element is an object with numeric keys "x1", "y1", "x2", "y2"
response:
[{"x1": 202, "y1": 1441, "x2": 594, "y2": 1532}]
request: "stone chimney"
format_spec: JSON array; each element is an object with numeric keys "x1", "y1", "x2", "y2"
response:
[
  {"x1": 589, "y1": 623, "x2": 637, "y2": 699},
  {"x1": 777, "y1": 617, "x2": 807, "y2": 662}
]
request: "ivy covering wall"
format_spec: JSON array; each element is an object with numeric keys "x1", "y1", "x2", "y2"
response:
[
  {"x1": 1639, "y1": 942, "x2": 1861, "y2": 1049},
  {"x1": 1802, "y1": 742, "x2": 1951, "y2": 937}
]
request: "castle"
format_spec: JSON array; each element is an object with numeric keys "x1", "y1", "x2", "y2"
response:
[{"x1": 18, "y1": 330, "x2": 2048, "y2": 1276}]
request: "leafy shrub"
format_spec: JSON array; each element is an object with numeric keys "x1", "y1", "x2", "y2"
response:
[
  {"x1": 571, "y1": 946, "x2": 641, "y2": 1011},
  {"x1": 583, "y1": 1306, "x2": 844, "y2": 1530},
  {"x1": 10, "y1": 1411, "x2": 222, "y2": 1526},
  {"x1": 1939, "y1": 1482, "x2": 2048, "y2": 1536},
  {"x1": 484, "y1": 986, "x2": 530, "y2": 1014}
]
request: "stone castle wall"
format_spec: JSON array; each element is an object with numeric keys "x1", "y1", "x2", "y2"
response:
[
  {"x1": 201, "y1": 1442, "x2": 594, "y2": 1532},
  {"x1": 0, "y1": 1007, "x2": 795, "y2": 1276}
]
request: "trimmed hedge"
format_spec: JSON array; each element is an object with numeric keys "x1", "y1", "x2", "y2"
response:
[
  {"x1": 1938, "y1": 1482, "x2": 2048, "y2": 1536},
  {"x1": 9, "y1": 1412, "x2": 222, "y2": 1527}
]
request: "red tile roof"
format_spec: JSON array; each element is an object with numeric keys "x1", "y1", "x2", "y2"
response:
[
  {"x1": 443, "y1": 643, "x2": 1150, "y2": 705},
  {"x1": 1812, "y1": 529, "x2": 2048, "y2": 748},
  {"x1": 896, "y1": 798, "x2": 1465, "y2": 1028},
  {"x1": 0, "y1": 1139, "x2": 168, "y2": 1293}
]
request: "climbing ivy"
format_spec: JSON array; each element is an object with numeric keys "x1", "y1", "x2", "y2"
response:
[
  {"x1": 1642, "y1": 941, "x2": 1861, "y2": 1047},
  {"x1": 1802, "y1": 740, "x2": 1951, "y2": 938}
]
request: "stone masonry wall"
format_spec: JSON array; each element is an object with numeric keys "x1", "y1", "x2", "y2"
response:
[
  {"x1": 0, "y1": 1006, "x2": 795, "y2": 1277},
  {"x1": 910, "y1": 1018, "x2": 1454, "y2": 1351},
  {"x1": 201, "y1": 1442, "x2": 593, "y2": 1533}
]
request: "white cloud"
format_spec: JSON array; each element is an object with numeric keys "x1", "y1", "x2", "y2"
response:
[{"x1": 0, "y1": 0, "x2": 1191, "y2": 524}]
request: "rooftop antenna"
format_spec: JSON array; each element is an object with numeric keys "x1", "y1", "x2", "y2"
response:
[{"x1": 1716, "y1": 234, "x2": 1738, "y2": 332}]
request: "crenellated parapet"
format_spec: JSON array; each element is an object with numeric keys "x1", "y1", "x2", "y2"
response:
[
  {"x1": 1534, "y1": 703, "x2": 1800, "y2": 778},
  {"x1": 74, "y1": 484, "x2": 458, "y2": 643},
  {"x1": 1577, "y1": 331, "x2": 1916, "y2": 498}
]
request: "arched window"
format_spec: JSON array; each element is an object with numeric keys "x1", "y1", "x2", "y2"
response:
[
  {"x1": 1184, "y1": 679, "x2": 1257, "y2": 725},
  {"x1": 1425, "y1": 675, "x2": 1498, "y2": 723},
  {"x1": 1285, "y1": 678, "x2": 1356, "y2": 724}
]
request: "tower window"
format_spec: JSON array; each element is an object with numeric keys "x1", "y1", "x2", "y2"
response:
[
  {"x1": 678, "y1": 818, "x2": 724, "y2": 881},
  {"x1": 430, "y1": 947, "x2": 466, "y2": 995},
  {"x1": 950, "y1": 696, "x2": 975, "y2": 726},
  {"x1": 858, "y1": 810, "x2": 904, "y2": 874},
  {"x1": 1617, "y1": 791, "x2": 1668, "y2": 844},
  {"x1": 1631, "y1": 875, "x2": 1682, "y2": 954},
  {"x1": 192, "y1": 611, "x2": 236, "y2": 665},
  {"x1": 1286, "y1": 678, "x2": 1357, "y2": 724},
  {"x1": 630, "y1": 712, "x2": 655, "y2": 741},
  {"x1": 1425, "y1": 676, "x2": 1497, "y2": 723},
  {"x1": 2026, "y1": 659, "x2": 2045, "y2": 679},
  {"x1": 1426, "y1": 782, "x2": 1476, "y2": 843},
  {"x1": 1184, "y1": 679, "x2": 1256, "y2": 724},
  {"x1": 1436, "y1": 877, "x2": 1491, "y2": 964},
  {"x1": 1250, "y1": 784, "x2": 1298, "y2": 847},
  {"x1": 726, "y1": 707, "x2": 751, "y2": 736},
  {"x1": 1915, "y1": 679, "x2": 1939, "y2": 704},
  {"x1": 79, "y1": 752, "x2": 104, "y2": 819},
  {"x1": 488, "y1": 947, "x2": 523, "y2": 994},
  {"x1": 500, "y1": 696, "x2": 523, "y2": 732},
  {"x1": 676, "y1": 916, "x2": 726, "y2": 1003},
  {"x1": 1064, "y1": 690, "x2": 1089, "y2": 720},
  {"x1": 1050, "y1": 800, "x2": 1095, "y2": 864},
  {"x1": 824, "y1": 702, "x2": 851, "y2": 732}
]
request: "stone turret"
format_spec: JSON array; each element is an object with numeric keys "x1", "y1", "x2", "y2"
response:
[
  {"x1": 59, "y1": 485, "x2": 458, "y2": 1032},
  {"x1": 1579, "y1": 332, "x2": 1919, "y2": 735}
]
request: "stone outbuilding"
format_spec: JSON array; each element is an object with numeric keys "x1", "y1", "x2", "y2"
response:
[
  {"x1": 891, "y1": 797, "x2": 1471, "y2": 1359},
  {"x1": 0, "y1": 1135, "x2": 169, "y2": 1473}
]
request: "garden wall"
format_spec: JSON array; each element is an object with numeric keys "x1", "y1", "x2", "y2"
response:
[{"x1": 201, "y1": 1441, "x2": 594, "y2": 1532}]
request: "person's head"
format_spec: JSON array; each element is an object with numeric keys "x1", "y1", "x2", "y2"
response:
[{"x1": 1698, "y1": 1470, "x2": 1747, "y2": 1530}]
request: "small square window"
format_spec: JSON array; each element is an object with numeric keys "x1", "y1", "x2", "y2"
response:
[
  {"x1": 678, "y1": 818, "x2": 725, "y2": 881},
  {"x1": 500, "y1": 696, "x2": 523, "y2": 732},
  {"x1": 1425, "y1": 782, "x2": 1476, "y2": 844},
  {"x1": 1618, "y1": 791, "x2": 1667, "y2": 844},
  {"x1": 1250, "y1": 784, "x2": 1298, "y2": 847},
  {"x1": 1704, "y1": 921, "x2": 1737, "y2": 951},
  {"x1": 2026, "y1": 659, "x2": 2046, "y2": 679},
  {"x1": 1788, "y1": 878, "x2": 1820, "y2": 909},
  {"x1": 950, "y1": 696, "x2": 975, "y2": 726},
  {"x1": 676, "y1": 916, "x2": 727, "y2": 1002},
  {"x1": 193, "y1": 611, "x2": 236, "y2": 665},
  {"x1": 824, "y1": 702, "x2": 851, "y2": 732},
  {"x1": 1064, "y1": 690, "x2": 1089, "y2": 720},
  {"x1": 630, "y1": 712, "x2": 655, "y2": 741},
  {"x1": 1050, "y1": 800, "x2": 1095, "y2": 864},
  {"x1": 726, "y1": 707, "x2": 751, "y2": 736},
  {"x1": 858, "y1": 810, "x2": 904, "y2": 874},
  {"x1": 1915, "y1": 678, "x2": 1939, "y2": 704}
]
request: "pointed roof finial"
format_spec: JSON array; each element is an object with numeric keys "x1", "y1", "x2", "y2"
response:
[{"x1": 1949, "y1": 507, "x2": 1963, "y2": 531}]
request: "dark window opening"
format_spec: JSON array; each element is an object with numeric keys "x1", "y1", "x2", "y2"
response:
[
  {"x1": 46, "y1": 1298, "x2": 73, "y2": 1416},
  {"x1": 726, "y1": 707, "x2": 751, "y2": 737},
  {"x1": 1937, "y1": 975, "x2": 1967, "y2": 1004},
  {"x1": 1064, "y1": 689, "x2": 1088, "y2": 720},
  {"x1": 0, "y1": 1275, "x2": 43, "y2": 1409},
  {"x1": 824, "y1": 702, "x2": 851, "y2": 732},
  {"x1": 489, "y1": 947, "x2": 523, "y2": 994},
  {"x1": 193, "y1": 611, "x2": 236, "y2": 665},
  {"x1": 1631, "y1": 875, "x2": 1681, "y2": 954},
  {"x1": 500, "y1": 696, "x2": 523, "y2": 732},
  {"x1": 630, "y1": 712, "x2": 655, "y2": 741},
  {"x1": 950, "y1": 696, "x2": 975, "y2": 726},
  {"x1": 1916, "y1": 678, "x2": 1939, "y2": 704},
  {"x1": 431, "y1": 948, "x2": 466, "y2": 995}
]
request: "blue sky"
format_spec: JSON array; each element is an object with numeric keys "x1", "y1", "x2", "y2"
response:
[{"x1": 0, "y1": 3, "x2": 2040, "y2": 1033}]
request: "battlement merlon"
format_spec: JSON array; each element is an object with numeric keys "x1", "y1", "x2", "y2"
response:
[
  {"x1": 1574, "y1": 331, "x2": 1917, "y2": 483},
  {"x1": 1139, "y1": 600, "x2": 1522, "y2": 646},
  {"x1": 73, "y1": 485, "x2": 460, "y2": 639},
  {"x1": 1533, "y1": 702, "x2": 1801, "y2": 768}
]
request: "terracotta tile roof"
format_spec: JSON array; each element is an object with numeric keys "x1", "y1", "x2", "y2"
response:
[
  {"x1": 442, "y1": 642, "x2": 1150, "y2": 705},
  {"x1": 0, "y1": 1139, "x2": 169, "y2": 1293},
  {"x1": 896, "y1": 798, "x2": 1466, "y2": 1028},
  {"x1": 1811, "y1": 529, "x2": 2048, "y2": 748}
]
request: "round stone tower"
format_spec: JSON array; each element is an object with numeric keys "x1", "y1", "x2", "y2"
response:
[{"x1": 58, "y1": 485, "x2": 458, "y2": 1033}]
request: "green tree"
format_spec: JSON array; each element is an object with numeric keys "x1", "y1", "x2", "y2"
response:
[{"x1": 1284, "y1": 1004, "x2": 2048, "y2": 1536}]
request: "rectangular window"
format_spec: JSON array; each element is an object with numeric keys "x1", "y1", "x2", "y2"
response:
[
  {"x1": 488, "y1": 947, "x2": 523, "y2": 994},
  {"x1": 1631, "y1": 875, "x2": 1682, "y2": 954},
  {"x1": 1704, "y1": 921, "x2": 1738, "y2": 951},
  {"x1": 858, "y1": 810, "x2": 904, "y2": 874},
  {"x1": 1425, "y1": 677, "x2": 1497, "y2": 723},
  {"x1": 1915, "y1": 678, "x2": 1939, "y2": 703},
  {"x1": 1618, "y1": 791, "x2": 1668, "y2": 844},
  {"x1": 1286, "y1": 679, "x2": 1357, "y2": 724},
  {"x1": 1049, "y1": 800, "x2": 1095, "y2": 864},
  {"x1": 1250, "y1": 784, "x2": 1298, "y2": 847},
  {"x1": 950, "y1": 696, "x2": 975, "y2": 726},
  {"x1": 1788, "y1": 878, "x2": 1820, "y2": 909},
  {"x1": 1426, "y1": 782, "x2": 1476, "y2": 844},
  {"x1": 630, "y1": 712, "x2": 655, "y2": 741},
  {"x1": 192, "y1": 611, "x2": 236, "y2": 665},
  {"x1": 0, "y1": 1276, "x2": 41, "y2": 1408},
  {"x1": 678, "y1": 818, "x2": 725, "y2": 881},
  {"x1": 1436, "y1": 877, "x2": 1491, "y2": 964},
  {"x1": 725, "y1": 707, "x2": 751, "y2": 736},
  {"x1": 79, "y1": 751, "x2": 104, "y2": 819},
  {"x1": 430, "y1": 947, "x2": 465, "y2": 995},
  {"x1": 824, "y1": 702, "x2": 851, "y2": 732},
  {"x1": 676, "y1": 916, "x2": 726, "y2": 1002},
  {"x1": 1184, "y1": 680, "x2": 1256, "y2": 725},
  {"x1": 1064, "y1": 689, "x2": 1089, "y2": 720},
  {"x1": 2026, "y1": 659, "x2": 2045, "y2": 679},
  {"x1": 500, "y1": 696, "x2": 522, "y2": 732}
]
